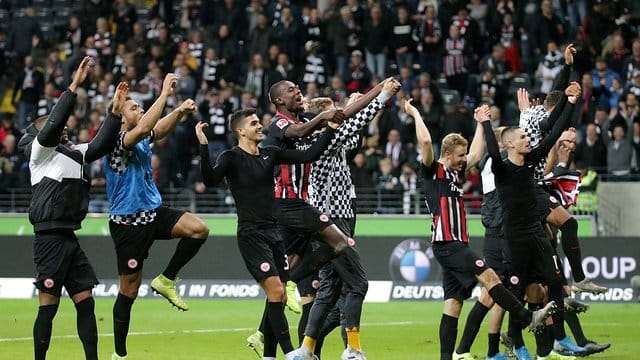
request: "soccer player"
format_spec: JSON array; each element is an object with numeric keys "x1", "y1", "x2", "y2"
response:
[
  {"x1": 298, "y1": 79, "x2": 401, "y2": 360},
  {"x1": 518, "y1": 44, "x2": 606, "y2": 294},
  {"x1": 105, "y1": 74, "x2": 208, "y2": 360},
  {"x1": 262, "y1": 80, "x2": 379, "y2": 283},
  {"x1": 416, "y1": 101, "x2": 555, "y2": 360},
  {"x1": 196, "y1": 108, "x2": 341, "y2": 360},
  {"x1": 18, "y1": 56, "x2": 124, "y2": 360},
  {"x1": 483, "y1": 81, "x2": 586, "y2": 360}
]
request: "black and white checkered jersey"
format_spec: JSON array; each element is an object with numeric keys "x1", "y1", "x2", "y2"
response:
[
  {"x1": 519, "y1": 104, "x2": 549, "y2": 181},
  {"x1": 309, "y1": 98, "x2": 384, "y2": 218}
]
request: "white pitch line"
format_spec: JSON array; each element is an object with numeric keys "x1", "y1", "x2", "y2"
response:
[{"x1": 0, "y1": 321, "x2": 425, "y2": 342}]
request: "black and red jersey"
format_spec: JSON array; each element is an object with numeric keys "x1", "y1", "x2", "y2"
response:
[
  {"x1": 262, "y1": 111, "x2": 315, "y2": 201},
  {"x1": 421, "y1": 161, "x2": 469, "y2": 243}
]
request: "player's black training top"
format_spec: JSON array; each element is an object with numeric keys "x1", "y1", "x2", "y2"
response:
[
  {"x1": 200, "y1": 128, "x2": 335, "y2": 226},
  {"x1": 484, "y1": 97, "x2": 574, "y2": 237}
]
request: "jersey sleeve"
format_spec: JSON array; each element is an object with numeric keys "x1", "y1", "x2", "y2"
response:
[
  {"x1": 200, "y1": 145, "x2": 230, "y2": 187},
  {"x1": 268, "y1": 117, "x2": 291, "y2": 143}
]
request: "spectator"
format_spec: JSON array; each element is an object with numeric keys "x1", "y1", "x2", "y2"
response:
[
  {"x1": 198, "y1": 89, "x2": 232, "y2": 159},
  {"x1": 345, "y1": 50, "x2": 371, "y2": 93},
  {"x1": 36, "y1": 83, "x2": 58, "y2": 119},
  {"x1": 327, "y1": 6, "x2": 360, "y2": 79},
  {"x1": 112, "y1": 0, "x2": 138, "y2": 44},
  {"x1": 272, "y1": 7, "x2": 302, "y2": 62},
  {"x1": 399, "y1": 163, "x2": 418, "y2": 214},
  {"x1": 247, "y1": 13, "x2": 273, "y2": 59},
  {"x1": 44, "y1": 50, "x2": 65, "y2": 91},
  {"x1": 302, "y1": 6, "x2": 327, "y2": 56},
  {"x1": 350, "y1": 152, "x2": 376, "y2": 213},
  {"x1": 621, "y1": 37, "x2": 640, "y2": 85},
  {"x1": 12, "y1": 55, "x2": 44, "y2": 130},
  {"x1": 201, "y1": 47, "x2": 226, "y2": 91},
  {"x1": 575, "y1": 123, "x2": 607, "y2": 174},
  {"x1": 415, "y1": 5, "x2": 443, "y2": 78},
  {"x1": 603, "y1": 33, "x2": 629, "y2": 76},
  {"x1": 606, "y1": 124, "x2": 633, "y2": 180},
  {"x1": 7, "y1": 6, "x2": 42, "y2": 60},
  {"x1": 302, "y1": 41, "x2": 328, "y2": 87},
  {"x1": 93, "y1": 17, "x2": 114, "y2": 68},
  {"x1": 362, "y1": 4, "x2": 390, "y2": 80},
  {"x1": 535, "y1": 41, "x2": 564, "y2": 96},
  {"x1": 0, "y1": 134, "x2": 26, "y2": 192},
  {"x1": 391, "y1": 5, "x2": 417, "y2": 71},
  {"x1": 375, "y1": 157, "x2": 403, "y2": 214},
  {"x1": 382, "y1": 129, "x2": 408, "y2": 176},
  {"x1": 442, "y1": 24, "x2": 470, "y2": 96},
  {"x1": 268, "y1": 52, "x2": 298, "y2": 88},
  {"x1": 61, "y1": 14, "x2": 86, "y2": 61}
]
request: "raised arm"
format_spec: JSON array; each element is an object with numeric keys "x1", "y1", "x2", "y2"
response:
[
  {"x1": 340, "y1": 77, "x2": 390, "y2": 118},
  {"x1": 84, "y1": 82, "x2": 128, "y2": 162},
  {"x1": 122, "y1": 73, "x2": 178, "y2": 148},
  {"x1": 538, "y1": 90, "x2": 568, "y2": 132},
  {"x1": 327, "y1": 79, "x2": 400, "y2": 152},
  {"x1": 404, "y1": 98, "x2": 433, "y2": 166},
  {"x1": 276, "y1": 126, "x2": 337, "y2": 164},
  {"x1": 195, "y1": 122, "x2": 228, "y2": 187},
  {"x1": 551, "y1": 43, "x2": 575, "y2": 92},
  {"x1": 153, "y1": 99, "x2": 197, "y2": 141},
  {"x1": 467, "y1": 105, "x2": 491, "y2": 168},
  {"x1": 283, "y1": 109, "x2": 345, "y2": 139},
  {"x1": 38, "y1": 56, "x2": 92, "y2": 147},
  {"x1": 529, "y1": 83, "x2": 580, "y2": 163}
]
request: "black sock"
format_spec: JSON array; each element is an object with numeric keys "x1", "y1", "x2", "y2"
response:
[
  {"x1": 488, "y1": 285, "x2": 530, "y2": 323},
  {"x1": 560, "y1": 218, "x2": 585, "y2": 282},
  {"x1": 33, "y1": 304, "x2": 58, "y2": 360},
  {"x1": 75, "y1": 297, "x2": 98, "y2": 360},
  {"x1": 267, "y1": 301, "x2": 294, "y2": 354},
  {"x1": 163, "y1": 237, "x2": 205, "y2": 280},
  {"x1": 261, "y1": 302, "x2": 277, "y2": 357},
  {"x1": 290, "y1": 242, "x2": 341, "y2": 283},
  {"x1": 534, "y1": 324, "x2": 553, "y2": 356},
  {"x1": 548, "y1": 283, "x2": 566, "y2": 340},
  {"x1": 508, "y1": 314, "x2": 524, "y2": 349},
  {"x1": 564, "y1": 310, "x2": 587, "y2": 345},
  {"x1": 487, "y1": 333, "x2": 500, "y2": 357},
  {"x1": 439, "y1": 314, "x2": 458, "y2": 360},
  {"x1": 298, "y1": 302, "x2": 313, "y2": 346},
  {"x1": 113, "y1": 293, "x2": 135, "y2": 357},
  {"x1": 456, "y1": 302, "x2": 489, "y2": 353}
]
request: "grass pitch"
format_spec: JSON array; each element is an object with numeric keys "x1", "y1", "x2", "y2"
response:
[{"x1": 0, "y1": 299, "x2": 635, "y2": 359}]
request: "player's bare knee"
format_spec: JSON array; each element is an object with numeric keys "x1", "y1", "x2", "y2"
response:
[
  {"x1": 192, "y1": 221, "x2": 209, "y2": 239},
  {"x1": 478, "y1": 268, "x2": 501, "y2": 289}
]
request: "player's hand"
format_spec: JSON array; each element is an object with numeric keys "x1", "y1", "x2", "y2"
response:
[
  {"x1": 111, "y1": 82, "x2": 129, "y2": 116},
  {"x1": 402, "y1": 98, "x2": 419, "y2": 117},
  {"x1": 474, "y1": 104, "x2": 491, "y2": 123},
  {"x1": 382, "y1": 78, "x2": 401, "y2": 97},
  {"x1": 517, "y1": 88, "x2": 530, "y2": 112},
  {"x1": 195, "y1": 122, "x2": 209, "y2": 145},
  {"x1": 69, "y1": 56, "x2": 93, "y2": 93},
  {"x1": 161, "y1": 73, "x2": 179, "y2": 97},
  {"x1": 564, "y1": 43, "x2": 576, "y2": 66},
  {"x1": 557, "y1": 142, "x2": 572, "y2": 163},
  {"x1": 558, "y1": 127, "x2": 577, "y2": 150},
  {"x1": 565, "y1": 81, "x2": 581, "y2": 97},
  {"x1": 178, "y1": 99, "x2": 197, "y2": 116}
]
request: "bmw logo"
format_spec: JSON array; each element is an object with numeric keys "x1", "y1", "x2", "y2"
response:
[{"x1": 389, "y1": 238, "x2": 436, "y2": 282}]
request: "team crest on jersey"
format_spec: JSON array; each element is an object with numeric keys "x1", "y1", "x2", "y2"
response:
[
  {"x1": 276, "y1": 118, "x2": 289, "y2": 129},
  {"x1": 510, "y1": 276, "x2": 520, "y2": 285},
  {"x1": 43, "y1": 278, "x2": 54, "y2": 288},
  {"x1": 389, "y1": 239, "x2": 437, "y2": 283},
  {"x1": 260, "y1": 262, "x2": 271, "y2": 272},
  {"x1": 127, "y1": 258, "x2": 138, "y2": 269},
  {"x1": 475, "y1": 259, "x2": 485, "y2": 268}
]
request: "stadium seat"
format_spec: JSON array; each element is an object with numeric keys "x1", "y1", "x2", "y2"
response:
[
  {"x1": 31, "y1": 0, "x2": 50, "y2": 7},
  {"x1": 435, "y1": 77, "x2": 449, "y2": 90}
]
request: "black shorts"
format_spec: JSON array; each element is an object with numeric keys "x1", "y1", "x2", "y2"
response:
[
  {"x1": 432, "y1": 241, "x2": 488, "y2": 300},
  {"x1": 237, "y1": 224, "x2": 288, "y2": 282},
  {"x1": 483, "y1": 226, "x2": 512, "y2": 278},
  {"x1": 507, "y1": 229, "x2": 563, "y2": 294},
  {"x1": 278, "y1": 199, "x2": 334, "y2": 254},
  {"x1": 535, "y1": 185, "x2": 562, "y2": 221},
  {"x1": 33, "y1": 230, "x2": 98, "y2": 297},
  {"x1": 109, "y1": 206, "x2": 185, "y2": 275}
]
